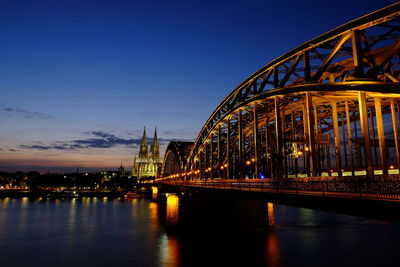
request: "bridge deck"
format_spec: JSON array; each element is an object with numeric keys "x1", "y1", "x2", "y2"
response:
[{"x1": 159, "y1": 179, "x2": 400, "y2": 202}]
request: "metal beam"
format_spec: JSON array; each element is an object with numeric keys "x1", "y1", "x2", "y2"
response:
[
  {"x1": 274, "y1": 96, "x2": 283, "y2": 180},
  {"x1": 305, "y1": 93, "x2": 317, "y2": 176},
  {"x1": 210, "y1": 134, "x2": 214, "y2": 179},
  {"x1": 227, "y1": 119, "x2": 231, "y2": 179},
  {"x1": 331, "y1": 101, "x2": 342, "y2": 176},
  {"x1": 303, "y1": 50, "x2": 311, "y2": 82},
  {"x1": 313, "y1": 33, "x2": 352, "y2": 82},
  {"x1": 358, "y1": 92, "x2": 374, "y2": 176},
  {"x1": 345, "y1": 101, "x2": 355, "y2": 176},
  {"x1": 390, "y1": 98, "x2": 400, "y2": 168},
  {"x1": 238, "y1": 110, "x2": 245, "y2": 179},
  {"x1": 253, "y1": 103, "x2": 260, "y2": 179},
  {"x1": 374, "y1": 97, "x2": 388, "y2": 174},
  {"x1": 351, "y1": 29, "x2": 365, "y2": 78},
  {"x1": 218, "y1": 125, "x2": 222, "y2": 174}
]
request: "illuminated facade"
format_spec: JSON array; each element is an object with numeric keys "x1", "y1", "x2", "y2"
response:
[{"x1": 132, "y1": 128, "x2": 162, "y2": 180}]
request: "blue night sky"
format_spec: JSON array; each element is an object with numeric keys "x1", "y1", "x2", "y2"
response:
[{"x1": 0, "y1": 0, "x2": 397, "y2": 172}]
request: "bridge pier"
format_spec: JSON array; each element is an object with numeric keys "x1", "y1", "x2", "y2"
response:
[
  {"x1": 151, "y1": 186, "x2": 158, "y2": 200},
  {"x1": 157, "y1": 189, "x2": 275, "y2": 232}
]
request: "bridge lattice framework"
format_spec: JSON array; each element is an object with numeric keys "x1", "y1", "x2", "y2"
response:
[{"x1": 162, "y1": 3, "x2": 400, "y2": 181}]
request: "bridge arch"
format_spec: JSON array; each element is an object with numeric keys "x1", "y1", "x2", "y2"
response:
[
  {"x1": 163, "y1": 2, "x2": 400, "y2": 181},
  {"x1": 161, "y1": 142, "x2": 193, "y2": 178}
]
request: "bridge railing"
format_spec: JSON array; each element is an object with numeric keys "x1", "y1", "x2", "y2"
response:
[{"x1": 158, "y1": 177, "x2": 400, "y2": 201}]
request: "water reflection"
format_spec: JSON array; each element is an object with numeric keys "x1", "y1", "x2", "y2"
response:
[
  {"x1": 158, "y1": 233, "x2": 180, "y2": 266},
  {"x1": 265, "y1": 231, "x2": 280, "y2": 266},
  {"x1": 0, "y1": 197, "x2": 398, "y2": 266}
]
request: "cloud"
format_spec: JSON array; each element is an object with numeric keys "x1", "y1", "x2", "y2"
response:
[
  {"x1": 1, "y1": 105, "x2": 51, "y2": 119},
  {"x1": 19, "y1": 131, "x2": 184, "y2": 151}
]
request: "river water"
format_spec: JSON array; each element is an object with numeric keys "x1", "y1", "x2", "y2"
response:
[{"x1": 0, "y1": 197, "x2": 399, "y2": 266}]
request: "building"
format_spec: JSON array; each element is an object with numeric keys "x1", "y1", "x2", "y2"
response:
[{"x1": 132, "y1": 127, "x2": 162, "y2": 181}]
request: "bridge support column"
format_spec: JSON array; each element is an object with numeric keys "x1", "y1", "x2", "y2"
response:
[
  {"x1": 162, "y1": 192, "x2": 272, "y2": 231},
  {"x1": 152, "y1": 186, "x2": 159, "y2": 201},
  {"x1": 218, "y1": 126, "x2": 222, "y2": 178},
  {"x1": 239, "y1": 110, "x2": 245, "y2": 179},
  {"x1": 205, "y1": 142, "x2": 210, "y2": 180},
  {"x1": 358, "y1": 92, "x2": 373, "y2": 176},
  {"x1": 345, "y1": 101, "x2": 355, "y2": 176},
  {"x1": 210, "y1": 134, "x2": 214, "y2": 179},
  {"x1": 265, "y1": 116, "x2": 272, "y2": 178},
  {"x1": 274, "y1": 97, "x2": 283, "y2": 180},
  {"x1": 166, "y1": 193, "x2": 179, "y2": 226},
  {"x1": 331, "y1": 101, "x2": 342, "y2": 176},
  {"x1": 227, "y1": 119, "x2": 231, "y2": 179},
  {"x1": 305, "y1": 92, "x2": 317, "y2": 176},
  {"x1": 390, "y1": 99, "x2": 400, "y2": 168},
  {"x1": 374, "y1": 97, "x2": 388, "y2": 175},
  {"x1": 267, "y1": 202, "x2": 275, "y2": 227},
  {"x1": 253, "y1": 103, "x2": 260, "y2": 179}
]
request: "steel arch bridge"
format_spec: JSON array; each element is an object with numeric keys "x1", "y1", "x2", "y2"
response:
[
  {"x1": 161, "y1": 142, "x2": 193, "y2": 178},
  {"x1": 161, "y1": 2, "x2": 400, "y2": 182}
]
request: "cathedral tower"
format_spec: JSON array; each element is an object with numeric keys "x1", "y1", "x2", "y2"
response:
[
  {"x1": 139, "y1": 127, "x2": 148, "y2": 158},
  {"x1": 150, "y1": 127, "x2": 160, "y2": 160},
  {"x1": 132, "y1": 127, "x2": 163, "y2": 181}
]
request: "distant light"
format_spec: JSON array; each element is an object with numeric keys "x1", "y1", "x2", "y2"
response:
[
  {"x1": 260, "y1": 175, "x2": 265, "y2": 179},
  {"x1": 246, "y1": 160, "x2": 251, "y2": 165},
  {"x1": 390, "y1": 165, "x2": 394, "y2": 169}
]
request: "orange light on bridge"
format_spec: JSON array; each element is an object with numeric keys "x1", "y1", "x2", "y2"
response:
[
  {"x1": 251, "y1": 158, "x2": 255, "y2": 162},
  {"x1": 220, "y1": 166, "x2": 224, "y2": 170},
  {"x1": 267, "y1": 202, "x2": 275, "y2": 226},
  {"x1": 390, "y1": 165, "x2": 394, "y2": 169},
  {"x1": 166, "y1": 194, "x2": 179, "y2": 226},
  {"x1": 246, "y1": 160, "x2": 251, "y2": 165},
  {"x1": 224, "y1": 163, "x2": 228, "y2": 167},
  {"x1": 152, "y1": 186, "x2": 158, "y2": 200}
]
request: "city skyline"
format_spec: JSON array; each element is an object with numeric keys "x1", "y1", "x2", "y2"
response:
[{"x1": 0, "y1": 0, "x2": 397, "y2": 172}]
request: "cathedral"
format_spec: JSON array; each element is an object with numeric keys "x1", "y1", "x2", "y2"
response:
[{"x1": 131, "y1": 127, "x2": 162, "y2": 180}]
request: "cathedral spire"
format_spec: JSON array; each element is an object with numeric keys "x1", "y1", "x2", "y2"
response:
[
  {"x1": 150, "y1": 127, "x2": 160, "y2": 159},
  {"x1": 139, "y1": 127, "x2": 148, "y2": 158}
]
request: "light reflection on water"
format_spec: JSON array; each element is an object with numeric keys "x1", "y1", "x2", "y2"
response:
[{"x1": 0, "y1": 197, "x2": 399, "y2": 266}]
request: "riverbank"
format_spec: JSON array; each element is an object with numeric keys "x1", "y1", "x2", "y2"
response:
[{"x1": 0, "y1": 188, "x2": 152, "y2": 198}]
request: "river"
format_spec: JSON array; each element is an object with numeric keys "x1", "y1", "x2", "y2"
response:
[{"x1": 0, "y1": 197, "x2": 398, "y2": 266}]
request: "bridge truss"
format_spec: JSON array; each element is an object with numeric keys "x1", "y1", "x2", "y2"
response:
[{"x1": 162, "y1": 2, "x2": 400, "y2": 181}]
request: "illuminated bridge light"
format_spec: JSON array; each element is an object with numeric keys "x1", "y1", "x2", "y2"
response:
[
  {"x1": 152, "y1": 187, "x2": 158, "y2": 200},
  {"x1": 166, "y1": 194, "x2": 179, "y2": 226}
]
